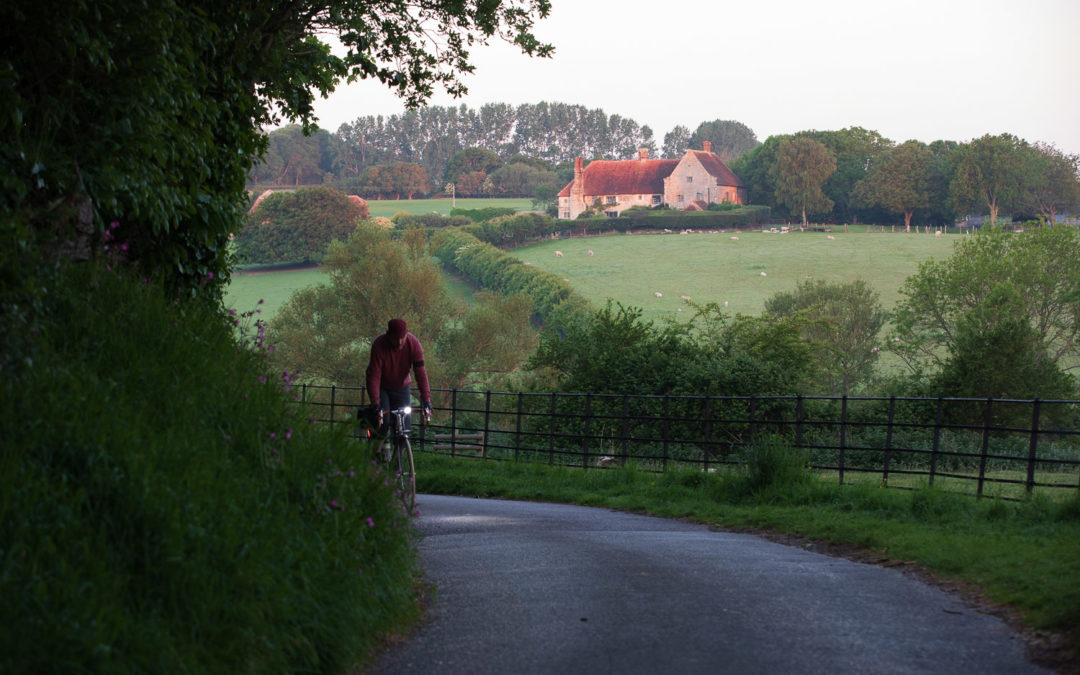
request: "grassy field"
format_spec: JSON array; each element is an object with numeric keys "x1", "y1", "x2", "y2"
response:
[
  {"x1": 515, "y1": 228, "x2": 960, "y2": 320},
  {"x1": 366, "y1": 197, "x2": 533, "y2": 219},
  {"x1": 225, "y1": 228, "x2": 960, "y2": 325},
  {"x1": 226, "y1": 265, "x2": 327, "y2": 319}
]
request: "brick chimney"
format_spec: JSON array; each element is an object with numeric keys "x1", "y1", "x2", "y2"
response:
[
  {"x1": 703, "y1": 141, "x2": 712, "y2": 153},
  {"x1": 638, "y1": 147, "x2": 649, "y2": 160},
  {"x1": 570, "y1": 157, "x2": 585, "y2": 216}
]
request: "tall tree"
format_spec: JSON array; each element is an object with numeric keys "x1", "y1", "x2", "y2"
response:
[
  {"x1": 662, "y1": 125, "x2": 692, "y2": 159},
  {"x1": 444, "y1": 147, "x2": 504, "y2": 185},
  {"x1": 852, "y1": 141, "x2": 934, "y2": 232},
  {"x1": 950, "y1": 133, "x2": 1029, "y2": 226},
  {"x1": 891, "y1": 227, "x2": 1080, "y2": 375},
  {"x1": 802, "y1": 127, "x2": 892, "y2": 225},
  {"x1": 1023, "y1": 142, "x2": 1080, "y2": 225},
  {"x1": 2, "y1": 0, "x2": 553, "y2": 331},
  {"x1": 688, "y1": 120, "x2": 760, "y2": 162},
  {"x1": 763, "y1": 279, "x2": 886, "y2": 396},
  {"x1": 770, "y1": 137, "x2": 837, "y2": 227}
]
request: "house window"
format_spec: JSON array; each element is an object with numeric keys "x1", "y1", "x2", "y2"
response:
[
  {"x1": 561, "y1": 211, "x2": 571, "y2": 219},
  {"x1": 677, "y1": 194, "x2": 684, "y2": 203},
  {"x1": 686, "y1": 176, "x2": 693, "y2": 183},
  {"x1": 651, "y1": 195, "x2": 662, "y2": 205},
  {"x1": 603, "y1": 195, "x2": 617, "y2": 205},
  {"x1": 605, "y1": 210, "x2": 618, "y2": 218}
]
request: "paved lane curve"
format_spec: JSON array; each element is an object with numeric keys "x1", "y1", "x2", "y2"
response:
[{"x1": 372, "y1": 495, "x2": 1045, "y2": 674}]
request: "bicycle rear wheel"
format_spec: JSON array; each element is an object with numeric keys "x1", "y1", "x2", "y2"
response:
[{"x1": 391, "y1": 436, "x2": 416, "y2": 515}]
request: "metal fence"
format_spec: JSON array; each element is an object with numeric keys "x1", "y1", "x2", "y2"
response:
[{"x1": 297, "y1": 384, "x2": 1080, "y2": 499}]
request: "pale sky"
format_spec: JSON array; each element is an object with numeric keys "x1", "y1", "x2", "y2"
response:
[{"x1": 308, "y1": 0, "x2": 1080, "y2": 156}]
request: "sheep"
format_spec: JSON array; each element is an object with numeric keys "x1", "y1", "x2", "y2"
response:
[
  {"x1": 555, "y1": 250, "x2": 563, "y2": 257},
  {"x1": 680, "y1": 295, "x2": 691, "y2": 301},
  {"x1": 723, "y1": 301, "x2": 729, "y2": 307},
  {"x1": 760, "y1": 271, "x2": 767, "y2": 277},
  {"x1": 587, "y1": 250, "x2": 594, "y2": 256},
  {"x1": 827, "y1": 235, "x2": 835, "y2": 240},
  {"x1": 655, "y1": 292, "x2": 663, "y2": 298},
  {"x1": 730, "y1": 236, "x2": 739, "y2": 241},
  {"x1": 935, "y1": 230, "x2": 942, "y2": 237}
]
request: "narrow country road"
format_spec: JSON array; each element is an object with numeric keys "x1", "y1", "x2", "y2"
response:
[{"x1": 371, "y1": 495, "x2": 1046, "y2": 674}]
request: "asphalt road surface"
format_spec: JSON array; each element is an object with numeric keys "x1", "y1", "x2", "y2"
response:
[{"x1": 371, "y1": 494, "x2": 1046, "y2": 674}]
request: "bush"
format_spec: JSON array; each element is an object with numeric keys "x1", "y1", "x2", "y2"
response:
[
  {"x1": 392, "y1": 212, "x2": 471, "y2": 229},
  {"x1": 0, "y1": 263, "x2": 417, "y2": 672},
  {"x1": 235, "y1": 186, "x2": 367, "y2": 264},
  {"x1": 570, "y1": 205, "x2": 771, "y2": 232}
]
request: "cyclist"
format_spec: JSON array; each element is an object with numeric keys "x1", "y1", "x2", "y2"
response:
[{"x1": 365, "y1": 318, "x2": 432, "y2": 432}]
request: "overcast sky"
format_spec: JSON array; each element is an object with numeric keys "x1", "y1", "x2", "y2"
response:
[{"x1": 307, "y1": 0, "x2": 1080, "y2": 156}]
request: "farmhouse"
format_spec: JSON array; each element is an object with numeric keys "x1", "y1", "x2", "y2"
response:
[{"x1": 557, "y1": 142, "x2": 748, "y2": 220}]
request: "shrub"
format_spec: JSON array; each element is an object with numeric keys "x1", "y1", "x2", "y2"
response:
[
  {"x1": 235, "y1": 186, "x2": 367, "y2": 264},
  {"x1": 450, "y1": 206, "x2": 518, "y2": 222}
]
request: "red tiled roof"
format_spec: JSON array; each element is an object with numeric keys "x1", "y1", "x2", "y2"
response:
[
  {"x1": 558, "y1": 158, "x2": 679, "y2": 198},
  {"x1": 690, "y1": 151, "x2": 746, "y2": 188}
]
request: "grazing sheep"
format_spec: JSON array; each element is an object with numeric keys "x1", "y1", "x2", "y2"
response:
[
  {"x1": 827, "y1": 235, "x2": 835, "y2": 240},
  {"x1": 730, "y1": 236, "x2": 739, "y2": 241},
  {"x1": 680, "y1": 295, "x2": 691, "y2": 301},
  {"x1": 760, "y1": 271, "x2": 767, "y2": 277},
  {"x1": 723, "y1": 301, "x2": 728, "y2": 307},
  {"x1": 524, "y1": 262, "x2": 532, "y2": 266},
  {"x1": 655, "y1": 292, "x2": 663, "y2": 298},
  {"x1": 555, "y1": 250, "x2": 563, "y2": 257},
  {"x1": 935, "y1": 230, "x2": 942, "y2": 237},
  {"x1": 587, "y1": 250, "x2": 594, "y2": 256}
]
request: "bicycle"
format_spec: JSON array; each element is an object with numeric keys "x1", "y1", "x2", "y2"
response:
[{"x1": 382, "y1": 406, "x2": 417, "y2": 514}]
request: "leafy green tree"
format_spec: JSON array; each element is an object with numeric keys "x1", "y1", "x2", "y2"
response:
[
  {"x1": 770, "y1": 137, "x2": 837, "y2": 227},
  {"x1": 235, "y1": 186, "x2": 366, "y2": 264},
  {"x1": 763, "y1": 279, "x2": 886, "y2": 395},
  {"x1": 802, "y1": 127, "x2": 892, "y2": 225},
  {"x1": 688, "y1": 120, "x2": 760, "y2": 162},
  {"x1": 729, "y1": 135, "x2": 786, "y2": 211},
  {"x1": 1023, "y1": 142, "x2": 1080, "y2": 225},
  {"x1": 268, "y1": 225, "x2": 537, "y2": 394},
  {"x1": 950, "y1": 133, "x2": 1029, "y2": 226},
  {"x1": 444, "y1": 147, "x2": 504, "y2": 185},
  {"x1": 2, "y1": 0, "x2": 554, "y2": 355},
  {"x1": 662, "y1": 125, "x2": 692, "y2": 159},
  {"x1": 249, "y1": 125, "x2": 334, "y2": 185},
  {"x1": 457, "y1": 170, "x2": 489, "y2": 197},
  {"x1": 488, "y1": 161, "x2": 560, "y2": 197},
  {"x1": 891, "y1": 227, "x2": 1080, "y2": 379},
  {"x1": 852, "y1": 141, "x2": 934, "y2": 232}
]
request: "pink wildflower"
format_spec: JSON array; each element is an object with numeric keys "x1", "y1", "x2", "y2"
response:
[{"x1": 366, "y1": 517, "x2": 375, "y2": 528}]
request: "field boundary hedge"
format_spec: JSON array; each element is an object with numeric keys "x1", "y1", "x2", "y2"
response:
[{"x1": 431, "y1": 228, "x2": 593, "y2": 329}]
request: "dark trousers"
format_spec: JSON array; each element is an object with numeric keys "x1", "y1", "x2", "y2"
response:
[{"x1": 379, "y1": 386, "x2": 412, "y2": 433}]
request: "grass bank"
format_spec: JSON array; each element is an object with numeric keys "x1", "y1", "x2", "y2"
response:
[
  {"x1": 415, "y1": 449, "x2": 1080, "y2": 665},
  {"x1": 1, "y1": 263, "x2": 419, "y2": 673}
]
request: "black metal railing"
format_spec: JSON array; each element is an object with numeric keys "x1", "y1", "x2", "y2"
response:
[{"x1": 296, "y1": 384, "x2": 1080, "y2": 499}]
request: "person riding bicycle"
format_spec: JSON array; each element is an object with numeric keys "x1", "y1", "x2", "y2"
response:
[{"x1": 365, "y1": 318, "x2": 432, "y2": 432}]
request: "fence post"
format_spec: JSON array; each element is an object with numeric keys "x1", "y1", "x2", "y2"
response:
[
  {"x1": 978, "y1": 398, "x2": 993, "y2": 497},
  {"x1": 515, "y1": 392, "x2": 524, "y2": 461},
  {"x1": 662, "y1": 395, "x2": 671, "y2": 471},
  {"x1": 838, "y1": 395, "x2": 848, "y2": 486},
  {"x1": 620, "y1": 394, "x2": 630, "y2": 465},
  {"x1": 548, "y1": 392, "x2": 557, "y2": 465},
  {"x1": 747, "y1": 396, "x2": 757, "y2": 447},
  {"x1": 883, "y1": 396, "x2": 896, "y2": 486},
  {"x1": 483, "y1": 390, "x2": 492, "y2": 460},
  {"x1": 329, "y1": 385, "x2": 336, "y2": 429},
  {"x1": 703, "y1": 397, "x2": 713, "y2": 472},
  {"x1": 1025, "y1": 399, "x2": 1042, "y2": 495},
  {"x1": 795, "y1": 395, "x2": 804, "y2": 449},
  {"x1": 450, "y1": 389, "x2": 459, "y2": 458},
  {"x1": 929, "y1": 397, "x2": 943, "y2": 487},
  {"x1": 583, "y1": 393, "x2": 592, "y2": 469}
]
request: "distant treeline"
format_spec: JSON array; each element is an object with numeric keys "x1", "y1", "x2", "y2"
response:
[{"x1": 250, "y1": 103, "x2": 1079, "y2": 230}]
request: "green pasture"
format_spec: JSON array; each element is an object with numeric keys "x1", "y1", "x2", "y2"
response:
[
  {"x1": 366, "y1": 197, "x2": 533, "y2": 219},
  {"x1": 516, "y1": 229, "x2": 961, "y2": 320},
  {"x1": 226, "y1": 265, "x2": 327, "y2": 319}
]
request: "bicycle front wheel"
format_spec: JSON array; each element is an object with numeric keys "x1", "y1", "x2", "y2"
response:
[{"x1": 391, "y1": 436, "x2": 416, "y2": 515}]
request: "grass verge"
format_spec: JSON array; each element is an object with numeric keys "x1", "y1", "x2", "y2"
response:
[
  {"x1": 415, "y1": 446, "x2": 1080, "y2": 668},
  {"x1": 1, "y1": 263, "x2": 419, "y2": 673}
]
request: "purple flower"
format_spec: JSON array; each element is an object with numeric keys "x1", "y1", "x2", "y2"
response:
[
  {"x1": 366, "y1": 517, "x2": 375, "y2": 528},
  {"x1": 285, "y1": 428, "x2": 293, "y2": 440},
  {"x1": 269, "y1": 432, "x2": 276, "y2": 439}
]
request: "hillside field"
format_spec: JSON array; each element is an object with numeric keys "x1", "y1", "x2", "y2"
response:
[
  {"x1": 516, "y1": 229, "x2": 959, "y2": 320},
  {"x1": 225, "y1": 229, "x2": 962, "y2": 325},
  {"x1": 366, "y1": 197, "x2": 533, "y2": 219}
]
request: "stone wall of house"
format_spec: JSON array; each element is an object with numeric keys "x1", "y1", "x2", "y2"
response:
[{"x1": 664, "y1": 153, "x2": 714, "y2": 207}]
